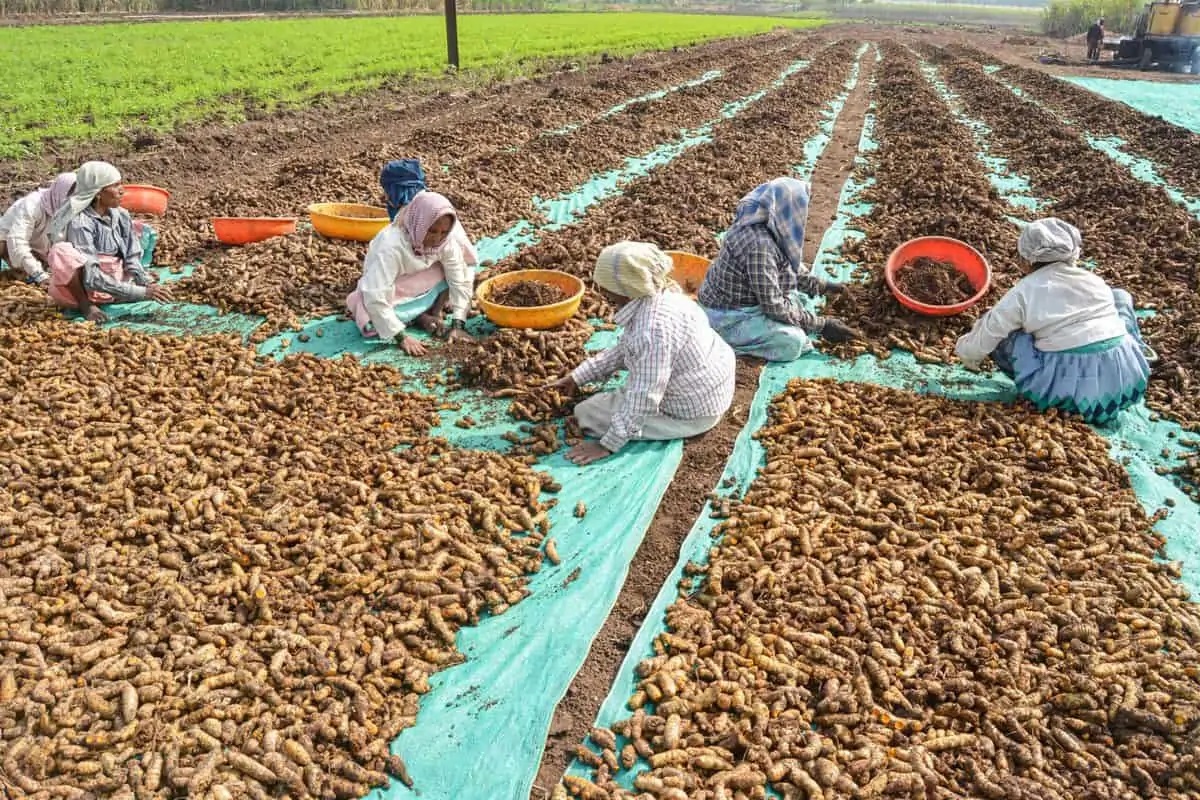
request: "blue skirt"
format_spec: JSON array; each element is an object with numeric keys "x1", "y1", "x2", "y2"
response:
[
  {"x1": 992, "y1": 332, "x2": 1150, "y2": 425},
  {"x1": 991, "y1": 287, "x2": 1152, "y2": 426},
  {"x1": 701, "y1": 291, "x2": 815, "y2": 362}
]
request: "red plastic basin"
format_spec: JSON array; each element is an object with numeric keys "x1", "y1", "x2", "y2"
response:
[
  {"x1": 121, "y1": 184, "x2": 170, "y2": 216},
  {"x1": 212, "y1": 217, "x2": 297, "y2": 245},
  {"x1": 884, "y1": 236, "x2": 991, "y2": 317}
]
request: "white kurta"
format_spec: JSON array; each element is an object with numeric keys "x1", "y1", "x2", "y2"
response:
[
  {"x1": 0, "y1": 192, "x2": 54, "y2": 280},
  {"x1": 955, "y1": 261, "x2": 1127, "y2": 367},
  {"x1": 354, "y1": 220, "x2": 474, "y2": 342}
]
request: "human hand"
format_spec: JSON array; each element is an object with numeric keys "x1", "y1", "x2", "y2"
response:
[
  {"x1": 84, "y1": 306, "x2": 108, "y2": 324},
  {"x1": 400, "y1": 336, "x2": 428, "y2": 357},
  {"x1": 823, "y1": 281, "x2": 848, "y2": 296},
  {"x1": 566, "y1": 441, "x2": 611, "y2": 466},
  {"x1": 821, "y1": 319, "x2": 863, "y2": 343},
  {"x1": 545, "y1": 375, "x2": 579, "y2": 396},
  {"x1": 145, "y1": 284, "x2": 174, "y2": 303}
]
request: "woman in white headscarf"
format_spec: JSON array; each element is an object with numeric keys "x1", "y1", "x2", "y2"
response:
[
  {"x1": 547, "y1": 241, "x2": 736, "y2": 466},
  {"x1": 0, "y1": 172, "x2": 75, "y2": 285},
  {"x1": 45, "y1": 161, "x2": 171, "y2": 322},
  {"x1": 955, "y1": 217, "x2": 1151, "y2": 425}
]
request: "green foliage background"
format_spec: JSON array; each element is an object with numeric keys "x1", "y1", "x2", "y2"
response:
[{"x1": 0, "y1": 13, "x2": 824, "y2": 158}]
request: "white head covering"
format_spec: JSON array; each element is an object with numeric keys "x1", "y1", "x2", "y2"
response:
[
  {"x1": 1018, "y1": 217, "x2": 1082, "y2": 266},
  {"x1": 48, "y1": 161, "x2": 122, "y2": 240},
  {"x1": 592, "y1": 241, "x2": 677, "y2": 298}
]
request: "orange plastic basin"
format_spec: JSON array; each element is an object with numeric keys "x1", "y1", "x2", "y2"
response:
[
  {"x1": 476, "y1": 269, "x2": 585, "y2": 330},
  {"x1": 665, "y1": 250, "x2": 711, "y2": 298},
  {"x1": 308, "y1": 202, "x2": 390, "y2": 242},
  {"x1": 212, "y1": 217, "x2": 297, "y2": 246},
  {"x1": 884, "y1": 236, "x2": 991, "y2": 317},
  {"x1": 121, "y1": 184, "x2": 170, "y2": 216}
]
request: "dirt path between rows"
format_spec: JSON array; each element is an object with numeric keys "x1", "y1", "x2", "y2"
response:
[{"x1": 526, "y1": 48, "x2": 877, "y2": 799}]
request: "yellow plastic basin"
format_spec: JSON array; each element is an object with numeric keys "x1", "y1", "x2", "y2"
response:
[
  {"x1": 308, "y1": 202, "x2": 390, "y2": 242},
  {"x1": 476, "y1": 269, "x2": 584, "y2": 330},
  {"x1": 665, "y1": 250, "x2": 711, "y2": 298}
]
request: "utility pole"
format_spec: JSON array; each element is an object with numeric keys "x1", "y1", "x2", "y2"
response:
[{"x1": 445, "y1": 0, "x2": 460, "y2": 69}]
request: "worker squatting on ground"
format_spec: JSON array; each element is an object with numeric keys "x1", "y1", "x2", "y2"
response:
[
  {"x1": 0, "y1": 172, "x2": 75, "y2": 286},
  {"x1": 548, "y1": 241, "x2": 736, "y2": 467},
  {"x1": 346, "y1": 189, "x2": 477, "y2": 356},
  {"x1": 46, "y1": 161, "x2": 173, "y2": 324},
  {"x1": 698, "y1": 177, "x2": 860, "y2": 361},
  {"x1": 1087, "y1": 18, "x2": 1106, "y2": 62},
  {"x1": 955, "y1": 217, "x2": 1152, "y2": 426}
]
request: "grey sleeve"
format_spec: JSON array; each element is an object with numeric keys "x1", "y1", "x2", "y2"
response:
[{"x1": 82, "y1": 262, "x2": 147, "y2": 303}]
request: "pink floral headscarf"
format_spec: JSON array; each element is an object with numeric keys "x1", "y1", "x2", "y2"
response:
[
  {"x1": 403, "y1": 191, "x2": 455, "y2": 255},
  {"x1": 40, "y1": 172, "x2": 76, "y2": 217},
  {"x1": 401, "y1": 190, "x2": 479, "y2": 264}
]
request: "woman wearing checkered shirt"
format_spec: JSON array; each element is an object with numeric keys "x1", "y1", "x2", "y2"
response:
[
  {"x1": 698, "y1": 177, "x2": 860, "y2": 361},
  {"x1": 547, "y1": 242, "x2": 736, "y2": 466}
]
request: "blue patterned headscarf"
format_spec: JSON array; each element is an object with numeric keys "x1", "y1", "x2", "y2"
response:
[
  {"x1": 380, "y1": 159, "x2": 427, "y2": 221},
  {"x1": 729, "y1": 177, "x2": 811, "y2": 272}
]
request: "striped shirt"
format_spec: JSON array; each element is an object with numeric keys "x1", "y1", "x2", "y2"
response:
[
  {"x1": 698, "y1": 224, "x2": 828, "y2": 332},
  {"x1": 572, "y1": 291, "x2": 735, "y2": 453}
]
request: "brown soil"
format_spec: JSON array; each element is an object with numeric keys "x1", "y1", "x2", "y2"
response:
[
  {"x1": 489, "y1": 279, "x2": 569, "y2": 308},
  {"x1": 803, "y1": 49, "x2": 876, "y2": 268},
  {"x1": 821, "y1": 22, "x2": 1194, "y2": 83},
  {"x1": 527, "y1": 46, "x2": 877, "y2": 799},
  {"x1": 2, "y1": 32, "x2": 790, "y2": 199},
  {"x1": 491, "y1": 39, "x2": 865, "y2": 322},
  {"x1": 894, "y1": 256, "x2": 976, "y2": 306},
  {"x1": 822, "y1": 42, "x2": 1021, "y2": 363}
]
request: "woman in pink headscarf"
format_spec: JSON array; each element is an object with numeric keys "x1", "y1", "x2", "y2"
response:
[
  {"x1": 346, "y1": 190, "x2": 478, "y2": 356},
  {"x1": 0, "y1": 172, "x2": 75, "y2": 285}
]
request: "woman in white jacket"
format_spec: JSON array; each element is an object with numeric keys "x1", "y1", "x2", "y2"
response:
[
  {"x1": 0, "y1": 172, "x2": 75, "y2": 285},
  {"x1": 346, "y1": 190, "x2": 477, "y2": 357},
  {"x1": 955, "y1": 218, "x2": 1151, "y2": 426}
]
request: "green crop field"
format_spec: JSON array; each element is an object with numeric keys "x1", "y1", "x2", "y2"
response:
[
  {"x1": 831, "y1": 1, "x2": 1041, "y2": 25},
  {"x1": 0, "y1": 12, "x2": 825, "y2": 159}
]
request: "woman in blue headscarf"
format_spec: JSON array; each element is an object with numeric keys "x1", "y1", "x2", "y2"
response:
[
  {"x1": 380, "y1": 159, "x2": 428, "y2": 221},
  {"x1": 698, "y1": 177, "x2": 860, "y2": 361}
]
